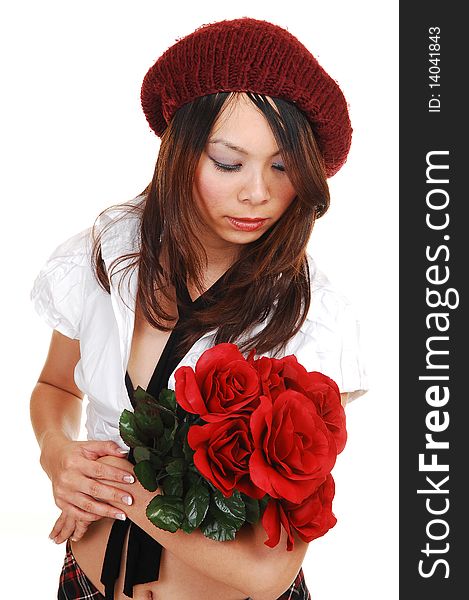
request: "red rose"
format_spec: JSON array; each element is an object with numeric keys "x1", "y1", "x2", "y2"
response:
[
  {"x1": 187, "y1": 417, "x2": 264, "y2": 499},
  {"x1": 250, "y1": 355, "x2": 347, "y2": 454},
  {"x1": 262, "y1": 474, "x2": 337, "y2": 551},
  {"x1": 249, "y1": 354, "x2": 316, "y2": 400},
  {"x1": 250, "y1": 355, "x2": 290, "y2": 399},
  {"x1": 304, "y1": 372, "x2": 347, "y2": 454},
  {"x1": 175, "y1": 343, "x2": 260, "y2": 422},
  {"x1": 249, "y1": 390, "x2": 337, "y2": 504}
]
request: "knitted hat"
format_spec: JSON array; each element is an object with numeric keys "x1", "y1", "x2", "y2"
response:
[{"x1": 141, "y1": 17, "x2": 352, "y2": 177}]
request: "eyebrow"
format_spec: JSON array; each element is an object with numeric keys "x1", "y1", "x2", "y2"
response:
[{"x1": 208, "y1": 137, "x2": 283, "y2": 157}]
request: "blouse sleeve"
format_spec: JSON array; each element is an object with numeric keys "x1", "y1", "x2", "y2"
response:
[
  {"x1": 289, "y1": 264, "x2": 369, "y2": 404},
  {"x1": 29, "y1": 227, "x2": 93, "y2": 340}
]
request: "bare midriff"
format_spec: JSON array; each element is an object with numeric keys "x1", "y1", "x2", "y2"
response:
[{"x1": 70, "y1": 519, "x2": 248, "y2": 600}]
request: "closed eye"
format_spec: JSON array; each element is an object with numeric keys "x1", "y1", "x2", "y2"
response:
[{"x1": 211, "y1": 159, "x2": 286, "y2": 173}]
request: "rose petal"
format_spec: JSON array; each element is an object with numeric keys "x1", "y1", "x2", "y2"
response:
[
  {"x1": 261, "y1": 499, "x2": 295, "y2": 551},
  {"x1": 262, "y1": 500, "x2": 282, "y2": 548},
  {"x1": 175, "y1": 367, "x2": 209, "y2": 416}
]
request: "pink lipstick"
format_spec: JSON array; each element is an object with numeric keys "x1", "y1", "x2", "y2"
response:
[{"x1": 227, "y1": 217, "x2": 268, "y2": 231}]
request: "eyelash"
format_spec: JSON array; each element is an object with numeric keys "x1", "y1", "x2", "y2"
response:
[{"x1": 211, "y1": 160, "x2": 286, "y2": 173}]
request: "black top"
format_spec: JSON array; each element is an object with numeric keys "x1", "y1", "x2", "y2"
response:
[{"x1": 100, "y1": 270, "x2": 229, "y2": 599}]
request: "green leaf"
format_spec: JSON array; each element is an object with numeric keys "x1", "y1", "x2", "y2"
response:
[
  {"x1": 134, "y1": 407, "x2": 164, "y2": 439},
  {"x1": 166, "y1": 457, "x2": 186, "y2": 477},
  {"x1": 119, "y1": 410, "x2": 146, "y2": 448},
  {"x1": 200, "y1": 504, "x2": 237, "y2": 542},
  {"x1": 242, "y1": 495, "x2": 260, "y2": 524},
  {"x1": 133, "y1": 385, "x2": 150, "y2": 402},
  {"x1": 159, "y1": 388, "x2": 177, "y2": 412},
  {"x1": 162, "y1": 475, "x2": 184, "y2": 497},
  {"x1": 212, "y1": 489, "x2": 246, "y2": 526},
  {"x1": 201, "y1": 520, "x2": 237, "y2": 542},
  {"x1": 200, "y1": 491, "x2": 246, "y2": 542},
  {"x1": 183, "y1": 433, "x2": 195, "y2": 462},
  {"x1": 146, "y1": 495, "x2": 184, "y2": 533},
  {"x1": 133, "y1": 386, "x2": 160, "y2": 406},
  {"x1": 133, "y1": 386, "x2": 176, "y2": 434},
  {"x1": 184, "y1": 480, "x2": 210, "y2": 528},
  {"x1": 134, "y1": 460, "x2": 158, "y2": 492},
  {"x1": 172, "y1": 421, "x2": 189, "y2": 459},
  {"x1": 181, "y1": 517, "x2": 197, "y2": 534},
  {"x1": 188, "y1": 462, "x2": 200, "y2": 475},
  {"x1": 149, "y1": 450, "x2": 164, "y2": 471},
  {"x1": 184, "y1": 469, "x2": 200, "y2": 488},
  {"x1": 133, "y1": 446, "x2": 151, "y2": 463},
  {"x1": 158, "y1": 428, "x2": 175, "y2": 456},
  {"x1": 170, "y1": 441, "x2": 184, "y2": 459},
  {"x1": 160, "y1": 405, "x2": 177, "y2": 428}
]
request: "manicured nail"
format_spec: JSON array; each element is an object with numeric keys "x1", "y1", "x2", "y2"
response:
[
  {"x1": 115, "y1": 513, "x2": 126, "y2": 521},
  {"x1": 122, "y1": 495, "x2": 133, "y2": 506},
  {"x1": 118, "y1": 449, "x2": 129, "y2": 454},
  {"x1": 123, "y1": 474, "x2": 135, "y2": 483}
]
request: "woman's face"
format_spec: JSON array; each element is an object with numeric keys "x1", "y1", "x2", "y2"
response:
[{"x1": 192, "y1": 93, "x2": 297, "y2": 258}]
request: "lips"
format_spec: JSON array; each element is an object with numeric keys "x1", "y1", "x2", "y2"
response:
[
  {"x1": 227, "y1": 217, "x2": 268, "y2": 232},
  {"x1": 228, "y1": 217, "x2": 266, "y2": 222}
]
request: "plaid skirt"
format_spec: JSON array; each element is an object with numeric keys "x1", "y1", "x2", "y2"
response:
[{"x1": 58, "y1": 539, "x2": 311, "y2": 599}]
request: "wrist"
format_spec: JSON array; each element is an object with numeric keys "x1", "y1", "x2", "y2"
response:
[{"x1": 39, "y1": 431, "x2": 71, "y2": 478}]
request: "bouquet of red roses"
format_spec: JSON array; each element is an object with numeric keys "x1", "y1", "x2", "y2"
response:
[{"x1": 119, "y1": 342, "x2": 346, "y2": 550}]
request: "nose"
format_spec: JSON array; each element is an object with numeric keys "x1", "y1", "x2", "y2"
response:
[{"x1": 238, "y1": 168, "x2": 271, "y2": 204}]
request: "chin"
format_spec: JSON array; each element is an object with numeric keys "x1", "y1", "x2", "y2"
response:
[{"x1": 223, "y1": 231, "x2": 264, "y2": 245}]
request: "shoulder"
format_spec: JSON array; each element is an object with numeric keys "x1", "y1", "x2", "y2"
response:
[
  {"x1": 96, "y1": 194, "x2": 144, "y2": 262},
  {"x1": 31, "y1": 225, "x2": 95, "y2": 283},
  {"x1": 29, "y1": 226, "x2": 95, "y2": 339},
  {"x1": 302, "y1": 252, "x2": 359, "y2": 341},
  {"x1": 284, "y1": 253, "x2": 369, "y2": 402},
  {"x1": 29, "y1": 194, "x2": 144, "y2": 340}
]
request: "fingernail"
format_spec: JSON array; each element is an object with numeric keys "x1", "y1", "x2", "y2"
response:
[
  {"x1": 123, "y1": 474, "x2": 135, "y2": 483},
  {"x1": 115, "y1": 513, "x2": 127, "y2": 521},
  {"x1": 70, "y1": 537, "x2": 77, "y2": 542},
  {"x1": 122, "y1": 495, "x2": 133, "y2": 506},
  {"x1": 118, "y1": 449, "x2": 129, "y2": 454}
]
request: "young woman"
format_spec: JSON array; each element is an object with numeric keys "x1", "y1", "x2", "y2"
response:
[{"x1": 30, "y1": 17, "x2": 368, "y2": 600}]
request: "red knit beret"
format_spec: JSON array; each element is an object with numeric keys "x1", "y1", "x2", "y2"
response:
[{"x1": 141, "y1": 17, "x2": 352, "y2": 177}]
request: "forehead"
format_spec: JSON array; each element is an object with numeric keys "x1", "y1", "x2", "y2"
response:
[
  {"x1": 209, "y1": 93, "x2": 280, "y2": 149},
  {"x1": 216, "y1": 91, "x2": 278, "y2": 119}
]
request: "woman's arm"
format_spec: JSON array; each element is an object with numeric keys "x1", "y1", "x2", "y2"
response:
[
  {"x1": 30, "y1": 330, "x2": 137, "y2": 542},
  {"x1": 99, "y1": 455, "x2": 309, "y2": 599}
]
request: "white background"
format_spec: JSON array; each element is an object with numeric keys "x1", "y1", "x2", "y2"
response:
[{"x1": 0, "y1": 1, "x2": 398, "y2": 597}]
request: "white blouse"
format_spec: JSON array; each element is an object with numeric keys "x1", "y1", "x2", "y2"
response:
[{"x1": 30, "y1": 197, "x2": 369, "y2": 449}]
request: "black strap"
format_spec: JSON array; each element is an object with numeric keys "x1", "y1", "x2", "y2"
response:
[
  {"x1": 100, "y1": 517, "x2": 130, "y2": 599},
  {"x1": 100, "y1": 446, "x2": 164, "y2": 598},
  {"x1": 123, "y1": 522, "x2": 163, "y2": 596}
]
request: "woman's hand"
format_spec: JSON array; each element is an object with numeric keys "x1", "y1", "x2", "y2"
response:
[
  {"x1": 96, "y1": 455, "x2": 159, "y2": 519},
  {"x1": 40, "y1": 433, "x2": 136, "y2": 542},
  {"x1": 49, "y1": 510, "x2": 96, "y2": 544}
]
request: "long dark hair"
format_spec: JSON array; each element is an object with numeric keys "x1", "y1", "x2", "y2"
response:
[{"x1": 91, "y1": 91, "x2": 330, "y2": 358}]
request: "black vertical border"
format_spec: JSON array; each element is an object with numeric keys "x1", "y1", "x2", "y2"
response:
[{"x1": 400, "y1": 2, "x2": 466, "y2": 597}]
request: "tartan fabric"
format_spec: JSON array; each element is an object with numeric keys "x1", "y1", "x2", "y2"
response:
[
  {"x1": 57, "y1": 540, "x2": 105, "y2": 600},
  {"x1": 58, "y1": 540, "x2": 310, "y2": 599},
  {"x1": 277, "y1": 568, "x2": 311, "y2": 599}
]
